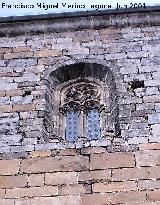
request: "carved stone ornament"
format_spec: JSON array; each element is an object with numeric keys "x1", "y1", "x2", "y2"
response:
[{"x1": 60, "y1": 82, "x2": 105, "y2": 113}]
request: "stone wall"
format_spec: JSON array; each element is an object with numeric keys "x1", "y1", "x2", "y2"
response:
[
  {"x1": 0, "y1": 8, "x2": 160, "y2": 204},
  {"x1": 0, "y1": 146, "x2": 160, "y2": 204}
]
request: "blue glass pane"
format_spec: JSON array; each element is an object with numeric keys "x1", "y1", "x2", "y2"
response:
[
  {"x1": 65, "y1": 111, "x2": 79, "y2": 141},
  {"x1": 86, "y1": 109, "x2": 101, "y2": 140}
]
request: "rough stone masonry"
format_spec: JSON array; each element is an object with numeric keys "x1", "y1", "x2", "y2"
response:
[{"x1": 0, "y1": 6, "x2": 160, "y2": 205}]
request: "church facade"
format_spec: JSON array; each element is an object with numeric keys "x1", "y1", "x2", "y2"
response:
[{"x1": 0, "y1": 7, "x2": 160, "y2": 204}]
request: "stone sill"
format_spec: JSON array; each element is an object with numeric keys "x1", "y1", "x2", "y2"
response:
[
  {"x1": 35, "y1": 139, "x2": 111, "y2": 151},
  {"x1": 0, "y1": 138, "x2": 139, "y2": 160},
  {"x1": 0, "y1": 139, "x2": 112, "y2": 158}
]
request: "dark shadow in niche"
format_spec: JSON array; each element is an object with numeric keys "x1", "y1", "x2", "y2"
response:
[
  {"x1": 22, "y1": 90, "x2": 31, "y2": 97},
  {"x1": 43, "y1": 62, "x2": 121, "y2": 142},
  {"x1": 130, "y1": 80, "x2": 144, "y2": 90},
  {"x1": 51, "y1": 63, "x2": 112, "y2": 83}
]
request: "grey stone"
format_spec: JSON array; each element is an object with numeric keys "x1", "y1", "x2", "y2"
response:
[
  {"x1": 155, "y1": 103, "x2": 160, "y2": 112},
  {"x1": 146, "y1": 87, "x2": 159, "y2": 95},
  {"x1": 0, "y1": 83, "x2": 18, "y2": 90},
  {"x1": 128, "y1": 136, "x2": 148, "y2": 145},
  {"x1": 148, "y1": 113, "x2": 160, "y2": 124},
  {"x1": 8, "y1": 59, "x2": 37, "y2": 67}
]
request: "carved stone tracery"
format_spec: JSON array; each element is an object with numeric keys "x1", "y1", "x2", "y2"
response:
[{"x1": 60, "y1": 82, "x2": 105, "y2": 114}]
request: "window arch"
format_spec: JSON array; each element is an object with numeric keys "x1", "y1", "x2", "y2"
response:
[{"x1": 43, "y1": 62, "x2": 120, "y2": 143}]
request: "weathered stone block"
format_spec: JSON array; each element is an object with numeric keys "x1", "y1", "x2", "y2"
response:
[
  {"x1": 93, "y1": 181, "x2": 137, "y2": 193},
  {"x1": 0, "y1": 47, "x2": 12, "y2": 54},
  {"x1": 14, "y1": 73, "x2": 40, "y2": 82},
  {"x1": 0, "y1": 105, "x2": 12, "y2": 113},
  {"x1": 143, "y1": 95, "x2": 160, "y2": 103},
  {"x1": 28, "y1": 174, "x2": 44, "y2": 187},
  {"x1": 34, "y1": 49, "x2": 61, "y2": 58},
  {"x1": 128, "y1": 136, "x2": 148, "y2": 145},
  {"x1": 146, "y1": 87, "x2": 159, "y2": 95},
  {"x1": 0, "y1": 189, "x2": 5, "y2": 198},
  {"x1": 0, "y1": 83, "x2": 18, "y2": 91},
  {"x1": 110, "y1": 191, "x2": 146, "y2": 204},
  {"x1": 152, "y1": 124, "x2": 160, "y2": 137},
  {"x1": 135, "y1": 150, "x2": 160, "y2": 166},
  {"x1": 20, "y1": 155, "x2": 89, "y2": 173},
  {"x1": 139, "y1": 65, "x2": 160, "y2": 73},
  {"x1": 30, "y1": 150, "x2": 51, "y2": 158},
  {"x1": 4, "y1": 51, "x2": 34, "y2": 59},
  {"x1": 79, "y1": 170, "x2": 111, "y2": 182},
  {"x1": 5, "y1": 89, "x2": 22, "y2": 97},
  {"x1": 45, "y1": 172, "x2": 77, "y2": 186},
  {"x1": 8, "y1": 59, "x2": 37, "y2": 67},
  {"x1": 0, "y1": 97, "x2": 10, "y2": 105},
  {"x1": 81, "y1": 193, "x2": 110, "y2": 205},
  {"x1": 0, "y1": 199, "x2": 14, "y2": 205},
  {"x1": 112, "y1": 167, "x2": 160, "y2": 181},
  {"x1": 0, "y1": 159, "x2": 20, "y2": 175},
  {"x1": 10, "y1": 145, "x2": 34, "y2": 153},
  {"x1": 145, "y1": 80, "x2": 160, "y2": 87},
  {"x1": 63, "y1": 47, "x2": 89, "y2": 55},
  {"x1": 139, "y1": 143, "x2": 160, "y2": 150},
  {"x1": 12, "y1": 104, "x2": 36, "y2": 112},
  {"x1": 155, "y1": 103, "x2": 160, "y2": 112},
  {"x1": 59, "y1": 184, "x2": 89, "y2": 195},
  {"x1": 90, "y1": 153, "x2": 135, "y2": 170},
  {"x1": 0, "y1": 175, "x2": 27, "y2": 188},
  {"x1": 148, "y1": 113, "x2": 160, "y2": 124},
  {"x1": 138, "y1": 179, "x2": 160, "y2": 190},
  {"x1": 147, "y1": 190, "x2": 160, "y2": 202},
  {"x1": 6, "y1": 186, "x2": 58, "y2": 198},
  {"x1": 57, "y1": 37, "x2": 72, "y2": 43}
]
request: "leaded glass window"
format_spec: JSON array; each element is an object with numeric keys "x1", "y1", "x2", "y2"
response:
[
  {"x1": 65, "y1": 111, "x2": 79, "y2": 141},
  {"x1": 86, "y1": 109, "x2": 101, "y2": 140}
]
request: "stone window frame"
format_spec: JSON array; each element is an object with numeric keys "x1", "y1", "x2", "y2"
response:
[{"x1": 43, "y1": 62, "x2": 120, "y2": 143}]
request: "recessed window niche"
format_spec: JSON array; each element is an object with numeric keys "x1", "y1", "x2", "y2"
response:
[{"x1": 43, "y1": 63, "x2": 120, "y2": 143}]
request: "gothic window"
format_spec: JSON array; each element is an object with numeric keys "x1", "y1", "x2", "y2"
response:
[
  {"x1": 44, "y1": 62, "x2": 120, "y2": 143},
  {"x1": 60, "y1": 81, "x2": 105, "y2": 141}
]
